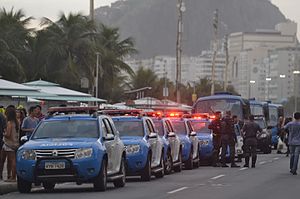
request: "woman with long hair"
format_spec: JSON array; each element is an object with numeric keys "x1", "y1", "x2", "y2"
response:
[{"x1": 2, "y1": 106, "x2": 19, "y2": 182}]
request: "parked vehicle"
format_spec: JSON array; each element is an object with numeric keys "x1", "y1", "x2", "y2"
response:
[{"x1": 17, "y1": 107, "x2": 126, "y2": 193}]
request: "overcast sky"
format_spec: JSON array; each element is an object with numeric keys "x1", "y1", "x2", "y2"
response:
[{"x1": 0, "y1": 0, "x2": 299, "y2": 37}]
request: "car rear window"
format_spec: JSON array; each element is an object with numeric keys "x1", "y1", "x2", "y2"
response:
[
  {"x1": 153, "y1": 121, "x2": 164, "y2": 136},
  {"x1": 114, "y1": 121, "x2": 144, "y2": 137},
  {"x1": 172, "y1": 121, "x2": 187, "y2": 135},
  {"x1": 32, "y1": 120, "x2": 99, "y2": 139}
]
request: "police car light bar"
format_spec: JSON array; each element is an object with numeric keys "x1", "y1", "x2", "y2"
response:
[{"x1": 47, "y1": 106, "x2": 98, "y2": 115}]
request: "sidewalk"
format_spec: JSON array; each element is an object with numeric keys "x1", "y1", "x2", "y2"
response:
[{"x1": 0, "y1": 161, "x2": 17, "y2": 195}]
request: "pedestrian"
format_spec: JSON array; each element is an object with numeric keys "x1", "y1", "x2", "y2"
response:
[
  {"x1": 21, "y1": 106, "x2": 39, "y2": 137},
  {"x1": 220, "y1": 111, "x2": 240, "y2": 168},
  {"x1": 283, "y1": 117, "x2": 293, "y2": 157},
  {"x1": 1, "y1": 106, "x2": 19, "y2": 182},
  {"x1": 16, "y1": 108, "x2": 26, "y2": 143},
  {"x1": 284, "y1": 112, "x2": 300, "y2": 175},
  {"x1": 0, "y1": 106, "x2": 7, "y2": 180},
  {"x1": 35, "y1": 105, "x2": 45, "y2": 121},
  {"x1": 241, "y1": 115, "x2": 262, "y2": 168},
  {"x1": 208, "y1": 111, "x2": 222, "y2": 167}
]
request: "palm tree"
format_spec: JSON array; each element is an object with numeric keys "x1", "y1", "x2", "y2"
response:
[
  {"x1": 36, "y1": 13, "x2": 96, "y2": 88},
  {"x1": 0, "y1": 8, "x2": 32, "y2": 81},
  {"x1": 95, "y1": 24, "x2": 137, "y2": 99}
]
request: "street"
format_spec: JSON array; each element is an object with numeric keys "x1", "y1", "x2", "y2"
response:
[{"x1": 2, "y1": 152, "x2": 298, "y2": 199}]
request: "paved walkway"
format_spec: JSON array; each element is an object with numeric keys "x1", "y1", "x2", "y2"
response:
[{"x1": 0, "y1": 161, "x2": 17, "y2": 195}]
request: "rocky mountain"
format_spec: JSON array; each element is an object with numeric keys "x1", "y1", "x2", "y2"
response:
[{"x1": 95, "y1": 0, "x2": 286, "y2": 58}]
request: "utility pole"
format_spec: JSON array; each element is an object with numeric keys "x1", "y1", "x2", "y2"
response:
[
  {"x1": 224, "y1": 34, "x2": 229, "y2": 91},
  {"x1": 176, "y1": 0, "x2": 185, "y2": 103},
  {"x1": 211, "y1": 9, "x2": 218, "y2": 95},
  {"x1": 90, "y1": 0, "x2": 94, "y2": 21},
  {"x1": 95, "y1": 52, "x2": 100, "y2": 101}
]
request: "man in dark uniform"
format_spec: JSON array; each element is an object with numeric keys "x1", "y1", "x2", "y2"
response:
[
  {"x1": 242, "y1": 115, "x2": 262, "y2": 168},
  {"x1": 220, "y1": 111, "x2": 240, "y2": 168},
  {"x1": 208, "y1": 111, "x2": 222, "y2": 167}
]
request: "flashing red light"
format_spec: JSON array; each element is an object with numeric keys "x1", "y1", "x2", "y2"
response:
[{"x1": 210, "y1": 115, "x2": 216, "y2": 119}]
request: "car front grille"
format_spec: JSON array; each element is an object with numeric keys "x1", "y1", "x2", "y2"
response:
[{"x1": 35, "y1": 149, "x2": 77, "y2": 159}]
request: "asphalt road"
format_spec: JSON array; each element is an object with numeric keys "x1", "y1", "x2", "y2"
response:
[{"x1": 2, "y1": 152, "x2": 299, "y2": 199}]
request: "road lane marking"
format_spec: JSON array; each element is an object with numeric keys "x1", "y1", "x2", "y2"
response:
[
  {"x1": 274, "y1": 157, "x2": 279, "y2": 160},
  {"x1": 239, "y1": 167, "x2": 248, "y2": 171},
  {"x1": 167, "y1": 187, "x2": 188, "y2": 194},
  {"x1": 210, "y1": 174, "x2": 225, "y2": 180},
  {"x1": 259, "y1": 161, "x2": 266, "y2": 165}
]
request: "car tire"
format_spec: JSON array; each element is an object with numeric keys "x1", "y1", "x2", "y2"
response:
[
  {"x1": 43, "y1": 182, "x2": 55, "y2": 191},
  {"x1": 155, "y1": 154, "x2": 165, "y2": 178},
  {"x1": 113, "y1": 156, "x2": 126, "y2": 188},
  {"x1": 141, "y1": 154, "x2": 151, "y2": 181},
  {"x1": 17, "y1": 176, "x2": 32, "y2": 193},
  {"x1": 164, "y1": 150, "x2": 173, "y2": 175},
  {"x1": 173, "y1": 150, "x2": 182, "y2": 172},
  {"x1": 185, "y1": 147, "x2": 194, "y2": 170},
  {"x1": 93, "y1": 159, "x2": 107, "y2": 192}
]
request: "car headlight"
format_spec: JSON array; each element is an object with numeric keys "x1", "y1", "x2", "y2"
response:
[
  {"x1": 126, "y1": 145, "x2": 140, "y2": 154},
  {"x1": 75, "y1": 148, "x2": 93, "y2": 159},
  {"x1": 21, "y1": 150, "x2": 36, "y2": 160},
  {"x1": 199, "y1": 140, "x2": 209, "y2": 146}
]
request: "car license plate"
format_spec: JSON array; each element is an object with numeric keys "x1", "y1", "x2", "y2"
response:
[{"x1": 45, "y1": 162, "x2": 65, "y2": 170}]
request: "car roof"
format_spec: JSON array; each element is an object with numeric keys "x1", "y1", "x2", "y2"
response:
[{"x1": 44, "y1": 115, "x2": 98, "y2": 121}]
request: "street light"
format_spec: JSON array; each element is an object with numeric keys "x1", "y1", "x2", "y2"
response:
[
  {"x1": 293, "y1": 70, "x2": 300, "y2": 112},
  {"x1": 248, "y1": 80, "x2": 255, "y2": 98},
  {"x1": 279, "y1": 74, "x2": 286, "y2": 102},
  {"x1": 266, "y1": 77, "x2": 272, "y2": 100}
]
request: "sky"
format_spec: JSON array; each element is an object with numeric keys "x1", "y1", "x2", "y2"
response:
[{"x1": 0, "y1": 0, "x2": 299, "y2": 38}]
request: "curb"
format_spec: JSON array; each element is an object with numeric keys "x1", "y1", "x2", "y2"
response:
[{"x1": 0, "y1": 183, "x2": 17, "y2": 195}]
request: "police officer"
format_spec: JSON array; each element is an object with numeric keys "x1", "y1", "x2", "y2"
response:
[
  {"x1": 220, "y1": 111, "x2": 240, "y2": 168},
  {"x1": 208, "y1": 111, "x2": 222, "y2": 167},
  {"x1": 242, "y1": 115, "x2": 262, "y2": 168}
]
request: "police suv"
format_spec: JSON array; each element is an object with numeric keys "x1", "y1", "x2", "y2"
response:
[{"x1": 16, "y1": 107, "x2": 126, "y2": 193}]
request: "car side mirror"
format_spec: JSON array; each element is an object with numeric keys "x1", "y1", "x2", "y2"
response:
[
  {"x1": 190, "y1": 131, "x2": 197, "y2": 136},
  {"x1": 148, "y1": 132, "x2": 158, "y2": 139},
  {"x1": 168, "y1": 132, "x2": 176, "y2": 138},
  {"x1": 20, "y1": 136, "x2": 29, "y2": 144},
  {"x1": 104, "y1": 134, "x2": 115, "y2": 141}
]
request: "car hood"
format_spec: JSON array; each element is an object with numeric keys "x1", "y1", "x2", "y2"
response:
[
  {"x1": 21, "y1": 138, "x2": 97, "y2": 150},
  {"x1": 197, "y1": 132, "x2": 212, "y2": 140},
  {"x1": 121, "y1": 136, "x2": 144, "y2": 145}
]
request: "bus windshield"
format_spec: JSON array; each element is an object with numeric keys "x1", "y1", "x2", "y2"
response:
[
  {"x1": 250, "y1": 104, "x2": 264, "y2": 116},
  {"x1": 268, "y1": 106, "x2": 278, "y2": 127},
  {"x1": 194, "y1": 99, "x2": 243, "y2": 119}
]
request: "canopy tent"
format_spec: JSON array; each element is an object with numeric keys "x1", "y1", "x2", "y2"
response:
[
  {"x1": 0, "y1": 79, "x2": 54, "y2": 97},
  {"x1": 23, "y1": 80, "x2": 106, "y2": 103}
]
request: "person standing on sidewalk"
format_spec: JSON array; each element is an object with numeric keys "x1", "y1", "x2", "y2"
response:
[
  {"x1": 220, "y1": 111, "x2": 240, "y2": 168},
  {"x1": 284, "y1": 112, "x2": 300, "y2": 175},
  {"x1": 2, "y1": 106, "x2": 19, "y2": 182},
  {"x1": 208, "y1": 111, "x2": 222, "y2": 167},
  {"x1": 0, "y1": 106, "x2": 7, "y2": 180},
  {"x1": 242, "y1": 115, "x2": 262, "y2": 168},
  {"x1": 21, "y1": 106, "x2": 39, "y2": 137}
]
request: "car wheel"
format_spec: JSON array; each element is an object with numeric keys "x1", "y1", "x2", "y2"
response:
[
  {"x1": 185, "y1": 147, "x2": 194, "y2": 170},
  {"x1": 155, "y1": 154, "x2": 165, "y2": 178},
  {"x1": 164, "y1": 151, "x2": 173, "y2": 175},
  {"x1": 113, "y1": 156, "x2": 126, "y2": 188},
  {"x1": 173, "y1": 150, "x2": 182, "y2": 172},
  {"x1": 93, "y1": 158, "x2": 107, "y2": 191},
  {"x1": 43, "y1": 182, "x2": 55, "y2": 191},
  {"x1": 141, "y1": 154, "x2": 151, "y2": 181},
  {"x1": 17, "y1": 176, "x2": 32, "y2": 193}
]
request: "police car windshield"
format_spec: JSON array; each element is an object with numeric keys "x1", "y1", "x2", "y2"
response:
[
  {"x1": 32, "y1": 120, "x2": 99, "y2": 139},
  {"x1": 153, "y1": 121, "x2": 164, "y2": 136},
  {"x1": 190, "y1": 121, "x2": 209, "y2": 133},
  {"x1": 254, "y1": 119, "x2": 266, "y2": 129},
  {"x1": 114, "y1": 121, "x2": 144, "y2": 137},
  {"x1": 172, "y1": 121, "x2": 187, "y2": 135}
]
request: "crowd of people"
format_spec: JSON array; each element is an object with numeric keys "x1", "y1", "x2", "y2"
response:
[
  {"x1": 208, "y1": 110, "x2": 300, "y2": 174},
  {"x1": 0, "y1": 105, "x2": 44, "y2": 182}
]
